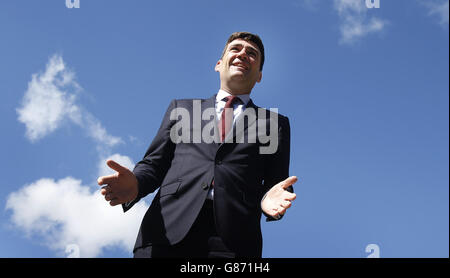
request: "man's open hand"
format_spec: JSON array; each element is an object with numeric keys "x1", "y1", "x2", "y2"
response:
[
  {"x1": 97, "y1": 160, "x2": 139, "y2": 206},
  {"x1": 261, "y1": 176, "x2": 297, "y2": 219}
]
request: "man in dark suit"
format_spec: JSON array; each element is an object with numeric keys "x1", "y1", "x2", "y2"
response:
[{"x1": 97, "y1": 32, "x2": 297, "y2": 258}]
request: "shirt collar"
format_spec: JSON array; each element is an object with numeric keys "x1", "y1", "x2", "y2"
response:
[{"x1": 216, "y1": 89, "x2": 251, "y2": 106}]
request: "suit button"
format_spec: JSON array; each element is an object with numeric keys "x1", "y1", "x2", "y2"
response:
[
  {"x1": 216, "y1": 160, "x2": 222, "y2": 165},
  {"x1": 201, "y1": 182, "x2": 209, "y2": 190}
]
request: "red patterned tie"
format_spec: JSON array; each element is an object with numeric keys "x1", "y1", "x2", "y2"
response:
[{"x1": 220, "y1": 96, "x2": 240, "y2": 142}]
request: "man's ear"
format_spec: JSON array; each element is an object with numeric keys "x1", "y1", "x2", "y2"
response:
[
  {"x1": 215, "y1": 59, "x2": 222, "y2": 72},
  {"x1": 257, "y1": 71, "x2": 262, "y2": 83}
]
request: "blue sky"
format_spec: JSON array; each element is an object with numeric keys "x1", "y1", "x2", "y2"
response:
[{"x1": 0, "y1": 0, "x2": 448, "y2": 258}]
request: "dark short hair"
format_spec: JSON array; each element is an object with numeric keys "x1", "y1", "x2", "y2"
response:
[{"x1": 221, "y1": 32, "x2": 265, "y2": 71}]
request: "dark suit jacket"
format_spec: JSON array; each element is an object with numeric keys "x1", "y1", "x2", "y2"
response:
[{"x1": 123, "y1": 94, "x2": 291, "y2": 257}]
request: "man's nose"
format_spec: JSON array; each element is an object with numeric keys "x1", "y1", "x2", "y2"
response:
[{"x1": 236, "y1": 49, "x2": 249, "y2": 61}]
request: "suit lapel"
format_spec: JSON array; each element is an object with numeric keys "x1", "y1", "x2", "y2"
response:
[{"x1": 200, "y1": 94, "x2": 221, "y2": 151}]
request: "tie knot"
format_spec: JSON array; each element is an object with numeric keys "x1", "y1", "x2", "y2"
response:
[{"x1": 223, "y1": 96, "x2": 240, "y2": 108}]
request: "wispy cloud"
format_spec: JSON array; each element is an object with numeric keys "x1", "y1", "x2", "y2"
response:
[
  {"x1": 334, "y1": 0, "x2": 388, "y2": 45},
  {"x1": 420, "y1": 0, "x2": 449, "y2": 26},
  {"x1": 9, "y1": 55, "x2": 148, "y2": 257},
  {"x1": 16, "y1": 54, "x2": 122, "y2": 148}
]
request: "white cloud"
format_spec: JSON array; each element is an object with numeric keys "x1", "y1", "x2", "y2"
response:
[
  {"x1": 83, "y1": 112, "x2": 123, "y2": 148},
  {"x1": 11, "y1": 55, "x2": 148, "y2": 257},
  {"x1": 16, "y1": 55, "x2": 80, "y2": 142},
  {"x1": 334, "y1": 0, "x2": 388, "y2": 44},
  {"x1": 5, "y1": 154, "x2": 149, "y2": 258},
  {"x1": 421, "y1": 0, "x2": 449, "y2": 26},
  {"x1": 97, "y1": 153, "x2": 136, "y2": 178},
  {"x1": 16, "y1": 54, "x2": 122, "y2": 148}
]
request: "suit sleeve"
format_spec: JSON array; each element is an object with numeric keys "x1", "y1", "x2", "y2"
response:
[
  {"x1": 262, "y1": 115, "x2": 292, "y2": 222},
  {"x1": 122, "y1": 99, "x2": 177, "y2": 212}
]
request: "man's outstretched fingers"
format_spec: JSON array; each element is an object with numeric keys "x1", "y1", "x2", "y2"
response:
[
  {"x1": 100, "y1": 186, "x2": 112, "y2": 196},
  {"x1": 284, "y1": 192, "x2": 296, "y2": 201},
  {"x1": 281, "y1": 176, "x2": 298, "y2": 189},
  {"x1": 107, "y1": 160, "x2": 128, "y2": 174},
  {"x1": 97, "y1": 174, "x2": 118, "y2": 185},
  {"x1": 278, "y1": 207, "x2": 287, "y2": 216},
  {"x1": 281, "y1": 200, "x2": 291, "y2": 209},
  {"x1": 105, "y1": 193, "x2": 115, "y2": 201}
]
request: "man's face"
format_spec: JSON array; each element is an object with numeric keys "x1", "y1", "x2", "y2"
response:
[{"x1": 215, "y1": 39, "x2": 263, "y2": 93}]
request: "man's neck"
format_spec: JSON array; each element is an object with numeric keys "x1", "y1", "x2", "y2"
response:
[
  {"x1": 220, "y1": 84, "x2": 252, "y2": 96},
  {"x1": 217, "y1": 89, "x2": 251, "y2": 107}
]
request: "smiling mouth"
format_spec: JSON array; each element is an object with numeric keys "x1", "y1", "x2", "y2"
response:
[{"x1": 231, "y1": 63, "x2": 249, "y2": 71}]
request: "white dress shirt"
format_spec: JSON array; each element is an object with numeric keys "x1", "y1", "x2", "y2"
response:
[{"x1": 215, "y1": 89, "x2": 251, "y2": 125}]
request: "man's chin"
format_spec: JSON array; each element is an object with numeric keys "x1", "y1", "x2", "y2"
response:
[{"x1": 229, "y1": 72, "x2": 248, "y2": 81}]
